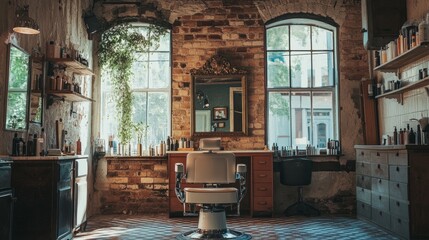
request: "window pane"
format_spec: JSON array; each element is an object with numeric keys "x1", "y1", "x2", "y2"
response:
[
  {"x1": 312, "y1": 92, "x2": 334, "y2": 148},
  {"x1": 267, "y1": 52, "x2": 290, "y2": 88},
  {"x1": 132, "y1": 92, "x2": 148, "y2": 144},
  {"x1": 149, "y1": 60, "x2": 170, "y2": 88},
  {"x1": 291, "y1": 92, "x2": 311, "y2": 148},
  {"x1": 6, "y1": 92, "x2": 27, "y2": 130},
  {"x1": 267, "y1": 26, "x2": 289, "y2": 50},
  {"x1": 268, "y1": 92, "x2": 290, "y2": 147},
  {"x1": 101, "y1": 91, "x2": 118, "y2": 142},
  {"x1": 313, "y1": 51, "x2": 334, "y2": 87},
  {"x1": 147, "y1": 92, "x2": 169, "y2": 146},
  {"x1": 290, "y1": 25, "x2": 310, "y2": 50},
  {"x1": 291, "y1": 51, "x2": 311, "y2": 88},
  {"x1": 131, "y1": 60, "x2": 149, "y2": 88},
  {"x1": 312, "y1": 26, "x2": 333, "y2": 50},
  {"x1": 155, "y1": 33, "x2": 170, "y2": 51}
]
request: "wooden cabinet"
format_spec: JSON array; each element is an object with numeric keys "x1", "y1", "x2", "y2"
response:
[
  {"x1": 0, "y1": 159, "x2": 13, "y2": 240},
  {"x1": 12, "y1": 158, "x2": 74, "y2": 240},
  {"x1": 168, "y1": 151, "x2": 273, "y2": 217},
  {"x1": 355, "y1": 145, "x2": 429, "y2": 239}
]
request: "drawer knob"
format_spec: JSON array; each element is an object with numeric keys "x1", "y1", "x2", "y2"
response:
[
  {"x1": 259, "y1": 187, "x2": 267, "y2": 191},
  {"x1": 377, "y1": 164, "x2": 381, "y2": 169},
  {"x1": 396, "y1": 152, "x2": 399, "y2": 157},
  {"x1": 379, "y1": 196, "x2": 382, "y2": 200},
  {"x1": 377, "y1": 152, "x2": 380, "y2": 156},
  {"x1": 397, "y1": 183, "x2": 400, "y2": 188},
  {"x1": 378, "y1": 179, "x2": 382, "y2": 184},
  {"x1": 398, "y1": 218, "x2": 402, "y2": 224},
  {"x1": 361, "y1": 151, "x2": 364, "y2": 156},
  {"x1": 396, "y1": 166, "x2": 400, "y2": 172},
  {"x1": 258, "y1": 161, "x2": 266, "y2": 164},
  {"x1": 258, "y1": 201, "x2": 267, "y2": 205},
  {"x1": 379, "y1": 211, "x2": 383, "y2": 216},
  {"x1": 361, "y1": 176, "x2": 364, "y2": 181},
  {"x1": 396, "y1": 201, "x2": 400, "y2": 207},
  {"x1": 259, "y1": 174, "x2": 267, "y2": 177}
]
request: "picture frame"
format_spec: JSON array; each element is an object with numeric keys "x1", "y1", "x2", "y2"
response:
[
  {"x1": 213, "y1": 107, "x2": 228, "y2": 120},
  {"x1": 217, "y1": 122, "x2": 225, "y2": 128}
]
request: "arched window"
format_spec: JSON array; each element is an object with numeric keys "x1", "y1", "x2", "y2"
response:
[
  {"x1": 100, "y1": 23, "x2": 171, "y2": 152},
  {"x1": 266, "y1": 16, "x2": 339, "y2": 150}
]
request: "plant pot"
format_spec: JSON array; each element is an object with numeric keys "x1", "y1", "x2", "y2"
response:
[{"x1": 137, "y1": 143, "x2": 142, "y2": 156}]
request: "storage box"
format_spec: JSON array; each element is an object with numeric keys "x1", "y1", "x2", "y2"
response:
[{"x1": 46, "y1": 41, "x2": 60, "y2": 58}]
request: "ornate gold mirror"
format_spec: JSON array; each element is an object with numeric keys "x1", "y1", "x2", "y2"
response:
[{"x1": 191, "y1": 55, "x2": 248, "y2": 137}]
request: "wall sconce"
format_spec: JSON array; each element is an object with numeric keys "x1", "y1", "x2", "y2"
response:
[{"x1": 13, "y1": 5, "x2": 40, "y2": 35}]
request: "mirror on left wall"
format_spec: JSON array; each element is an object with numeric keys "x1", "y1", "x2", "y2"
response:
[{"x1": 4, "y1": 43, "x2": 31, "y2": 131}]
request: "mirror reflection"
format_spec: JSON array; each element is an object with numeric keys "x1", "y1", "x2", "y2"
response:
[
  {"x1": 29, "y1": 58, "x2": 44, "y2": 124},
  {"x1": 191, "y1": 55, "x2": 247, "y2": 136},
  {"x1": 4, "y1": 43, "x2": 30, "y2": 131}
]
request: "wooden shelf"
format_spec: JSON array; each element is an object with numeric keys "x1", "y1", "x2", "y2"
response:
[
  {"x1": 374, "y1": 42, "x2": 429, "y2": 72},
  {"x1": 47, "y1": 58, "x2": 93, "y2": 75},
  {"x1": 47, "y1": 90, "x2": 94, "y2": 102},
  {"x1": 375, "y1": 77, "x2": 429, "y2": 103}
]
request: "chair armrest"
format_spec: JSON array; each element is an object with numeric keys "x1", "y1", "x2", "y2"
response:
[
  {"x1": 175, "y1": 163, "x2": 184, "y2": 173},
  {"x1": 236, "y1": 164, "x2": 247, "y2": 173}
]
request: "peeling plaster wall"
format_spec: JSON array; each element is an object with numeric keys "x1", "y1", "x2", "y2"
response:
[{"x1": 0, "y1": 0, "x2": 96, "y2": 214}]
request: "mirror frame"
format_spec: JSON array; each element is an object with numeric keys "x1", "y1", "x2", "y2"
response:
[
  {"x1": 4, "y1": 43, "x2": 31, "y2": 132},
  {"x1": 28, "y1": 56, "x2": 44, "y2": 125},
  {"x1": 190, "y1": 55, "x2": 248, "y2": 137}
]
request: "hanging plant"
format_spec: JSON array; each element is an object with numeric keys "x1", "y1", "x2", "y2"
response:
[{"x1": 98, "y1": 23, "x2": 167, "y2": 144}]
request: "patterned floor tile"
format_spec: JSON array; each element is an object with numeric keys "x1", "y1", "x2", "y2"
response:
[{"x1": 74, "y1": 214, "x2": 398, "y2": 240}]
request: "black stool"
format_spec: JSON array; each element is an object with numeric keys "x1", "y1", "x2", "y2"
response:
[{"x1": 280, "y1": 158, "x2": 320, "y2": 216}]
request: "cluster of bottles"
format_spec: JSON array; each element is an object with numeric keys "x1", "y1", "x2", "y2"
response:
[
  {"x1": 166, "y1": 136, "x2": 194, "y2": 151},
  {"x1": 50, "y1": 75, "x2": 82, "y2": 94},
  {"x1": 271, "y1": 143, "x2": 318, "y2": 157},
  {"x1": 11, "y1": 128, "x2": 46, "y2": 156},
  {"x1": 392, "y1": 124, "x2": 422, "y2": 145},
  {"x1": 376, "y1": 15, "x2": 429, "y2": 67}
]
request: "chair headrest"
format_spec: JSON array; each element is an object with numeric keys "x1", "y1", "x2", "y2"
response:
[{"x1": 199, "y1": 138, "x2": 221, "y2": 150}]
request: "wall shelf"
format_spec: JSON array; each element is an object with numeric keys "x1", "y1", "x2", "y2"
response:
[
  {"x1": 375, "y1": 77, "x2": 429, "y2": 103},
  {"x1": 47, "y1": 58, "x2": 93, "y2": 75},
  {"x1": 374, "y1": 42, "x2": 429, "y2": 72},
  {"x1": 46, "y1": 90, "x2": 94, "y2": 107}
]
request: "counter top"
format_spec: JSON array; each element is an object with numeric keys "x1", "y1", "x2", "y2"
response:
[
  {"x1": 354, "y1": 145, "x2": 429, "y2": 150},
  {"x1": 104, "y1": 155, "x2": 168, "y2": 160},
  {"x1": 5, "y1": 155, "x2": 89, "y2": 161},
  {"x1": 167, "y1": 150, "x2": 273, "y2": 154}
]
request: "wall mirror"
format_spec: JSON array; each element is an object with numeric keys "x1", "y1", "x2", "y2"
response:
[
  {"x1": 4, "y1": 43, "x2": 31, "y2": 131},
  {"x1": 191, "y1": 55, "x2": 248, "y2": 136},
  {"x1": 29, "y1": 57, "x2": 44, "y2": 124}
]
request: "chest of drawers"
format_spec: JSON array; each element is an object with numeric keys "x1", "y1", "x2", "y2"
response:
[{"x1": 355, "y1": 145, "x2": 429, "y2": 239}]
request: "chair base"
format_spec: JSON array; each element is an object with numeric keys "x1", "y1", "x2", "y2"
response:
[
  {"x1": 176, "y1": 229, "x2": 252, "y2": 239},
  {"x1": 176, "y1": 208, "x2": 251, "y2": 239},
  {"x1": 284, "y1": 201, "x2": 320, "y2": 217}
]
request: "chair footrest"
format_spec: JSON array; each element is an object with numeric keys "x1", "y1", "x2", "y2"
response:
[{"x1": 185, "y1": 187, "x2": 238, "y2": 204}]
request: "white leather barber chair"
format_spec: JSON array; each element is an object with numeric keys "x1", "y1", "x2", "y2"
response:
[{"x1": 174, "y1": 151, "x2": 251, "y2": 239}]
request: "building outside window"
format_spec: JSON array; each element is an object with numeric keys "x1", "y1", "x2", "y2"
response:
[
  {"x1": 266, "y1": 17, "x2": 339, "y2": 150},
  {"x1": 100, "y1": 24, "x2": 171, "y2": 152}
]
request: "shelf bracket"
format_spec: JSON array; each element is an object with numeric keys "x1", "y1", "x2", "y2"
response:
[
  {"x1": 425, "y1": 87, "x2": 429, "y2": 97},
  {"x1": 46, "y1": 94, "x2": 64, "y2": 109}
]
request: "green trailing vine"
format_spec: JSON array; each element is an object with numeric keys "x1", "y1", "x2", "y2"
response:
[{"x1": 98, "y1": 23, "x2": 167, "y2": 144}]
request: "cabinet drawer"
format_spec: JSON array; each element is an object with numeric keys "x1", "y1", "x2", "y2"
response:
[
  {"x1": 388, "y1": 150, "x2": 408, "y2": 165},
  {"x1": 371, "y1": 151, "x2": 388, "y2": 164},
  {"x1": 356, "y1": 161, "x2": 371, "y2": 176},
  {"x1": 371, "y1": 208, "x2": 391, "y2": 229},
  {"x1": 357, "y1": 200, "x2": 372, "y2": 219},
  {"x1": 253, "y1": 197, "x2": 273, "y2": 211},
  {"x1": 390, "y1": 198, "x2": 409, "y2": 219},
  {"x1": 356, "y1": 174, "x2": 371, "y2": 189},
  {"x1": 253, "y1": 183, "x2": 272, "y2": 197},
  {"x1": 58, "y1": 161, "x2": 73, "y2": 182},
  {"x1": 252, "y1": 156, "x2": 273, "y2": 171},
  {"x1": 389, "y1": 165, "x2": 408, "y2": 183},
  {"x1": 371, "y1": 193, "x2": 389, "y2": 212},
  {"x1": 389, "y1": 181, "x2": 408, "y2": 201},
  {"x1": 253, "y1": 171, "x2": 273, "y2": 183},
  {"x1": 391, "y1": 215, "x2": 410, "y2": 239},
  {"x1": 356, "y1": 187, "x2": 371, "y2": 204},
  {"x1": 370, "y1": 163, "x2": 388, "y2": 179},
  {"x1": 371, "y1": 178, "x2": 389, "y2": 195},
  {"x1": 356, "y1": 149, "x2": 371, "y2": 162}
]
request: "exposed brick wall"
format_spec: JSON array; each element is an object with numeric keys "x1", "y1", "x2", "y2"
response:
[
  {"x1": 172, "y1": 1, "x2": 266, "y2": 150},
  {"x1": 100, "y1": 157, "x2": 169, "y2": 214}
]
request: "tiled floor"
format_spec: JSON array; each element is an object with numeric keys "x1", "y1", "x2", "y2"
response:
[{"x1": 74, "y1": 214, "x2": 398, "y2": 240}]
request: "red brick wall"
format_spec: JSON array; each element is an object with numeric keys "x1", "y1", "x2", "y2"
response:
[
  {"x1": 172, "y1": 2, "x2": 267, "y2": 150},
  {"x1": 100, "y1": 157, "x2": 169, "y2": 214}
]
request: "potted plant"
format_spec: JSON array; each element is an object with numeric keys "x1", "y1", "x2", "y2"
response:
[{"x1": 133, "y1": 122, "x2": 149, "y2": 156}]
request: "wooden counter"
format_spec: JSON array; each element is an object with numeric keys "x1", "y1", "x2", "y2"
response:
[{"x1": 168, "y1": 150, "x2": 274, "y2": 217}]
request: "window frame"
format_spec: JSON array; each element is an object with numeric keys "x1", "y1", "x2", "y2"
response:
[
  {"x1": 100, "y1": 23, "x2": 172, "y2": 151},
  {"x1": 265, "y1": 17, "x2": 340, "y2": 148}
]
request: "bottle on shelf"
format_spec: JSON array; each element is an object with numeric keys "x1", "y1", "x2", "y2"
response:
[
  {"x1": 12, "y1": 132, "x2": 19, "y2": 156},
  {"x1": 409, "y1": 128, "x2": 416, "y2": 144},
  {"x1": 393, "y1": 126, "x2": 398, "y2": 145},
  {"x1": 76, "y1": 137, "x2": 82, "y2": 155}
]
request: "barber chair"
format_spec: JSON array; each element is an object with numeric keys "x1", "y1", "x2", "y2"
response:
[
  {"x1": 174, "y1": 151, "x2": 251, "y2": 239},
  {"x1": 280, "y1": 158, "x2": 320, "y2": 217}
]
